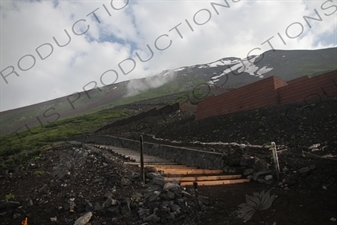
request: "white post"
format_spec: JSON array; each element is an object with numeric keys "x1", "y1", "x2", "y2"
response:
[{"x1": 271, "y1": 142, "x2": 280, "y2": 180}]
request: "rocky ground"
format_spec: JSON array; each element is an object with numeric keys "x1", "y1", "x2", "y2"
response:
[
  {"x1": 1, "y1": 97, "x2": 336, "y2": 225},
  {"x1": 1, "y1": 140, "x2": 336, "y2": 225},
  {"x1": 0, "y1": 142, "x2": 216, "y2": 225}
]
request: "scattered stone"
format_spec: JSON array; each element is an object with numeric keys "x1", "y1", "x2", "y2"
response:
[
  {"x1": 105, "y1": 206, "x2": 120, "y2": 217},
  {"x1": 138, "y1": 208, "x2": 151, "y2": 218},
  {"x1": 94, "y1": 202, "x2": 103, "y2": 216},
  {"x1": 85, "y1": 202, "x2": 93, "y2": 212},
  {"x1": 131, "y1": 192, "x2": 143, "y2": 201},
  {"x1": 253, "y1": 158, "x2": 270, "y2": 172},
  {"x1": 298, "y1": 165, "x2": 315, "y2": 174},
  {"x1": 121, "y1": 178, "x2": 132, "y2": 186},
  {"x1": 244, "y1": 168, "x2": 255, "y2": 176},
  {"x1": 257, "y1": 178, "x2": 272, "y2": 184},
  {"x1": 74, "y1": 212, "x2": 92, "y2": 225},
  {"x1": 240, "y1": 155, "x2": 255, "y2": 167},
  {"x1": 170, "y1": 203, "x2": 181, "y2": 212},
  {"x1": 146, "y1": 172, "x2": 162, "y2": 179},
  {"x1": 144, "y1": 213, "x2": 160, "y2": 223},
  {"x1": 120, "y1": 205, "x2": 131, "y2": 215},
  {"x1": 282, "y1": 166, "x2": 289, "y2": 173},
  {"x1": 198, "y1": 195, "x2": 209, "y2": 205},
  {"x1": 151, "y1": 176, "x2": 165, "y2": 187},
  {"x1": 103, "y1": 198, "x2": 117, "y2": 208},
  {"x1": 330, "y1": 217, "x2": 336, "y2": 222},
  {"x1": 50, "y1": 216, "x2": 57, "y2": 222},
  {"x1": 163, "y1": 182, "x2": 180, "y2": 191},
  {"x1": 23, "y1": 198, "x2": 33, "y2": 207},
  {"x1": 253, "y1": 170, "x2": 273, "y2": 181},
  {"x1": 145, "y1": 167, "x2": 157, "y2": 173},
  {"x1": 5, "y1": 201, "x2": 21, "y2": 209},
  {"x1": 13, "y1": 214, "x2": 21, "y2": 219},
  {"x1": 161, "y1": 191, "x2": 175, "y2": 200},
  {"x1": 104, "y1": 192, "x2": 113, "y2": 199},
  {"x1": 265, "y1": 175, "x2": 273, "y2": 181},
  {"x1": 148, "y1": 191, "x2": 161, "y2": 202}
]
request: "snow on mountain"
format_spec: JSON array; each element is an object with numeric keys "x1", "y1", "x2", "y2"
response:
[{"x1": 172, "y1": 55, "x2": 273, "y2": 83}]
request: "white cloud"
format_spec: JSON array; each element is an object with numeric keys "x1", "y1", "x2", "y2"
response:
[{"x1": 0, "y1": 0, "x2": 336, "y2": 111}]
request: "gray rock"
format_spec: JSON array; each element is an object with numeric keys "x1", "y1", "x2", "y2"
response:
[
  {"x1": 105, "y1": 206, "x2": 120, "y2": 217},
  {"x1": 138, "y1": 208, "x2": 151, "y2": 218},
  {"x1": 170, "y1": 203, "x2": 181, "y2": 212},
  {"x1": 163, "y1": 182, "x2": 180, "y2": 191},
  {"x1": 265, "y1": 175, "x2": 273, "y2": 181},
  {"x1": 253, "y1": 169, "x2": 273, "y2": 181},
  {"x1": 23, "y1": 198, "x2": 33, "y2": 207},
  {"x1": 240, "y1": 155, "x2": 255, "y2": 167},
  {"x1": 198, "y1": 195, "x2": 209, "y2": 205},
  {"x1": 85, "y1": 202, "x2": 93, "y2": 212},
  {"x1": 120, "y1": 205, "x2": 131, "y2": 215},
  {"x1": 13, "y1": 213, "x2": 21, "y2": 219},
  {"x1": 104, "y1": 192, "x2": 113, "y2": 199},
  {"x1": 257, "y1": 178, "x2": 272, "y2": 184},
  {"x1": 161, "y1": 191, "x2": 175, "y2": 200},
  {"x1": 253, "y1": 158, "x2": 270, "y2": 171},
  {"x1": 146, "y1": 172, "x2": 161, "y2": 179},
  {"x1": 151, "y1": 176, "x2": 165, "y2": 187},
  {"x1": 131, "y1": 192, "x2": 143, "y2": 201},
  {"x1": 282, "y1": 166, "x2": 289, "y2": 173},
  {"x1": 145, "y1": 167, "x2": 157, "y2": 173},
  {"x1": 144, "y1": 213, "x2": 160, "y2": 223},
  {"x1": 74, "y1": 212, "x2": 92, "y2": 225},
  {"x1": 5, "y1": 201, "x2": 21, "y2": 209},
  {"x1": 243, "y1": 168, "x2": 255, "y2": 176},
  {"x1": 148, "y1": 191, "x2": 161, "y2": 202},
  {"x1": 298, "y1": 165, "x2": 315, "y2": 174},
  {"x1": 103, "y1": 198, "x2": 117, "y2": 208},
  {"x1": 94, "y1": 202, "x2": 102, "y2": 211},
  {"x1": 121, "y1": 178, "x2": 132, "y2": 186}
]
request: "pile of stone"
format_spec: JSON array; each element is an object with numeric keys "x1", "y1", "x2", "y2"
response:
[{"x1": 84, "y1": 168, "x2": 207, "y2": 224}]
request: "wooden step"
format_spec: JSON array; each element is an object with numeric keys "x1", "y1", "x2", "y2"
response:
[
  {"x1": 162, "y1": 169, "x2": 224, "y2": 175},
  {"x1": 165, "y1": 174, "x2": 242, "y2": 182},
  {"x1": 124, "y1": 162, "x2": 179, "y2": 165},
  {"x1": 180, "y1": 179, "x2": 250, "y2": 186},
  {"x1": 143, "y1": 165, "x2": 198, "y2": 169}
]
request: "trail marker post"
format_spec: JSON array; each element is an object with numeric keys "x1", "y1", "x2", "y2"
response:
[
  {"x1": 140, "y1": 135, "x2": 145, "y2": 183},
  {"x1": 271, "y1": 142, "x2": 280, "y2": 180}
]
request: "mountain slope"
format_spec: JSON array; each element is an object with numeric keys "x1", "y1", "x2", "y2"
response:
[{"x1": 1, "y1": 47, "x2": 336, "y2": 136}]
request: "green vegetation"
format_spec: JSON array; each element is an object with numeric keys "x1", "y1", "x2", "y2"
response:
[
  {"x1": 33, "y1": 170, "x2": 45, "y2": 177},
  {"x1": 5, "y1": 193, "x2": 15, "y2": 201},
  {"x1": 0, "y1": 109, "x2": 129, "y2": 166}
]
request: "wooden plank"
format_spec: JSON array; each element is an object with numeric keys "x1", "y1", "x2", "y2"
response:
[
  {"x1": 124, "y1": 162, "x2": 178, "y2": 165},
  {"x1": 162, "y1": 169, "x2": 223, "y2": 175},
  {"x1": 142, "y1": 165, "x2": 198, "y2": 169},
  {"x1": 180, "y1": 179, "x2": 250, "y2": 186},
  {"x1": 164, "y1": 174, "x2": 242, "y2": 182}
]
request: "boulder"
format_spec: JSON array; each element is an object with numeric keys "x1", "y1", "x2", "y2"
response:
[{"x1": 74, "y1": 212, "x2": 92, "y2": 225}]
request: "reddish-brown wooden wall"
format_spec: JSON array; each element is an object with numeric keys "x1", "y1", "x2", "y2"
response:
[
  {"x1": 277, "y1": 70, "x2": 337, "y2": 105},
  {"x1": 195, "y1": 70, "x2": 337, "y2": 120}
]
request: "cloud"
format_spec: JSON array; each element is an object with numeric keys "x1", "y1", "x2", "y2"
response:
[{"x1": 0, "y1": 0, "x2": 336, "y2": 111}]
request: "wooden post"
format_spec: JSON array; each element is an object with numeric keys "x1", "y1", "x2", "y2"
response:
[
  {"x1": 271, "y1": 142, "x2": 280, "y2": 180},
  {"x1": 193, "y1": 180, "x2": 199, "y2": 208},
  {"x1": 140, "y1": 135, "x2": 145, "y2": 183}
]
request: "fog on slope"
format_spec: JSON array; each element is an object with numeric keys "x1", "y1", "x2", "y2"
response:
[{"x1": 125, "y1": 70, "x2": 176, "y2": 97}]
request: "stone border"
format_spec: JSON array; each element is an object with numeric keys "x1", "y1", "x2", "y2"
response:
[{"x1": 71, "y1": 135, "x2": 225, "y2": 170}]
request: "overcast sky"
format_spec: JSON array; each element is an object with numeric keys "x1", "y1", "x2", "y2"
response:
[{"x1": 0, "y1": 0, "x2": 336, "y2": 112}]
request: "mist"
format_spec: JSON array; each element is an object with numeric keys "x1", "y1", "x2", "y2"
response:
[{"x1": 125, "y1": 70, "x2": 176, "y2": 97}]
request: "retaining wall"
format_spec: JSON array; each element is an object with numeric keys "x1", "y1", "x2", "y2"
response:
[
  {"x1": 196, "y1": 70, "x2": 337, "y2": 120},
  {"x1": 71, "y1": 135, "x2": 225, "y2": 170}
]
